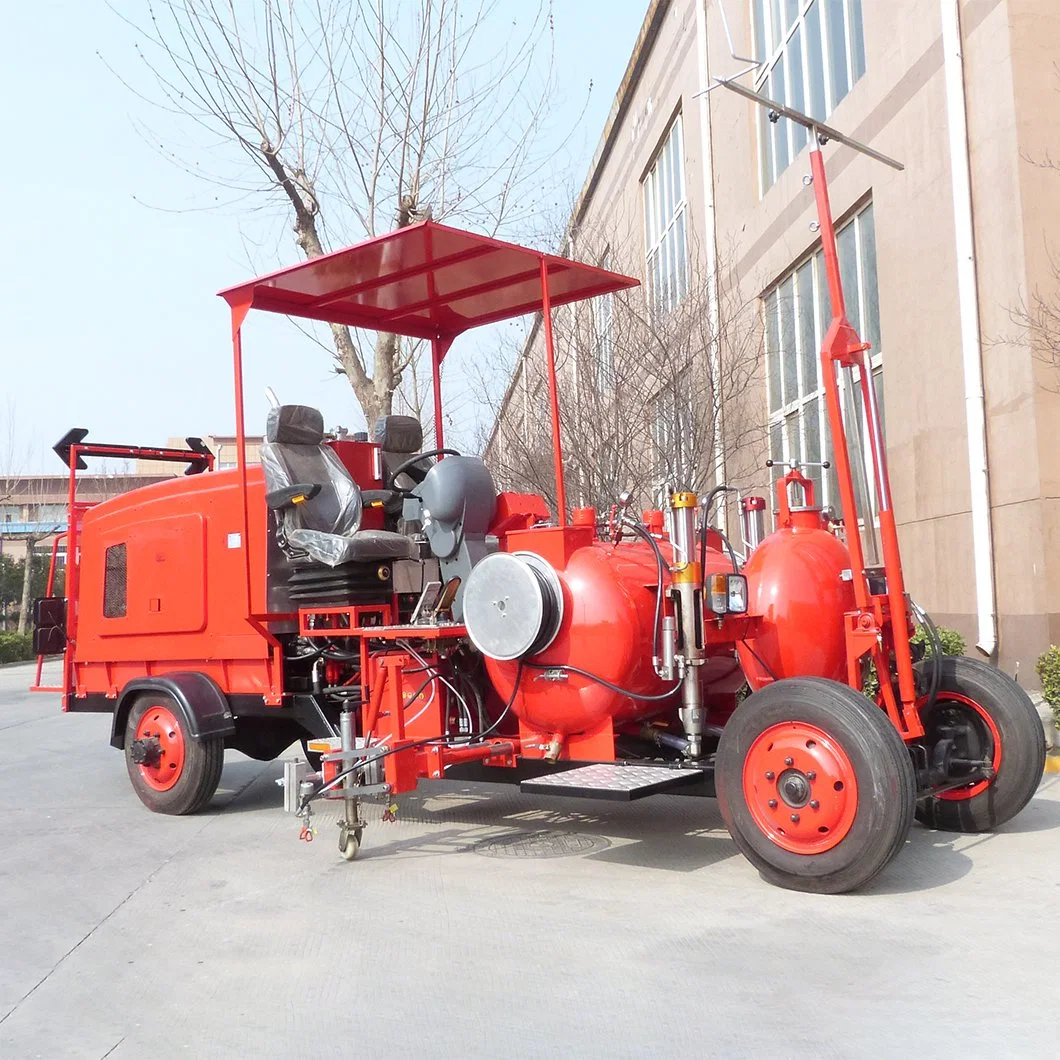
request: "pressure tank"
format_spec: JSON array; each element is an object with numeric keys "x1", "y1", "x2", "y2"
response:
[
  {"x1": 463, "y1": 536, "x2": 735, "y2": 736},
  {"x1": 737, "y1": 510, "x2": 855, "y2": 688}
]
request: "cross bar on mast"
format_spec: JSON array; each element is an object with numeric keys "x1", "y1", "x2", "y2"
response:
[{"x1": 706, "y1": 77, "x2": 904, "y2": 172}]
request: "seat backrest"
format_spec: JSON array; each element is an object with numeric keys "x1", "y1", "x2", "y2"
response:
[
  {"x1": 374, "y1": 415, "x2": 424, "y2": 487},
  {"x1": 260, "y1": 405, "x2": 362, "y2": 536}
]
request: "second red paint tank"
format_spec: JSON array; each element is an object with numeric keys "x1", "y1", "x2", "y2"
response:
[{"x1": 737, "y1": 511, "x2": 855, "y2": 688}]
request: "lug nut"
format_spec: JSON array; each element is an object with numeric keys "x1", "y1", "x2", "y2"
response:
[
  {"x1": 784, "y1": 756, "x2": 794, "y2": 766},
  {"x1": 790, "y1": 813, "x2": 800, "y2": 823},
  {"x1": 768, "y1": 799, "x2": 778, "y2": 809},
  {"x1": 765, "y1": 771, "x2": 775, "y2": 780},
  {"x1": 810, "y1": 800, "x2": 820, "y2": 810},
  {"x1": 806, "y1": 771, "x2": 816, "y2": 781}
]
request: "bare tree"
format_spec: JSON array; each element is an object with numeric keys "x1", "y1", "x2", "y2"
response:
[
  {"x1": 1010, "y1": 262, "x2": 1060, "y2": 387},
  {"x1": 111, "y1": 0, "x2": 580, "y2": 430},
  {"x1": 1005, "y1": 73, "x2": 1060, "y2": 385},
  {"x1": 483, "y1": 238, "x2": 767, "y2": 514}
]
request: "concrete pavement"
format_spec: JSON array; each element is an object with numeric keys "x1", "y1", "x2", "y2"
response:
[{"x1": 2, "y1": 660, "x2": 1059, "y2": 1058}]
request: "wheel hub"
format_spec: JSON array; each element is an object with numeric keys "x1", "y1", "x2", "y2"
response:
[
  {"x1": 129, "y1": 737, "x2": 162, "y2": 767},
  {"x1": 132, "y1": 706, "x2": 186, "y2": 793},
  {"x1": 742, "y1": 722, "x2": 859, "y2": 855},
  {"x1": 777, "y1": 768, "x2": 811, "y2": 808},
  {"x1": 918, "y1": 692, "x2": 1001, "y2": 801}
]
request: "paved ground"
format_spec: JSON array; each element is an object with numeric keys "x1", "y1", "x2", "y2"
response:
[{"x1": 2, "y1": 661, "x2": 1059, "y2": 1059}]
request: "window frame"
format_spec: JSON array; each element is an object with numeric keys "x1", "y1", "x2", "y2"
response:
[
  {"x1": 592, "y1": 252, "x2": 615, "y2": 391},
  {"x1": 752, "y1": 0, "x2": 866, "y2": 192},
  {"x1": 642, "y1": 113, "x2": 689, "y2": 317},
  {"x1": 763, "y1": 203, "x2": 882, "y2": 534},
  {"x1": 651, "y1": 369, "x2": 695, "y2": 502}
]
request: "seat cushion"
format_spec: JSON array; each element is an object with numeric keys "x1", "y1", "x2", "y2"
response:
[{"x1": 287, "y1": 528, "x2": 418, "y2": 566}]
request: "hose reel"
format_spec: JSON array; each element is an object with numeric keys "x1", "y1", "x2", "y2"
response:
[{"x1": 462, "y1": 552, "x2": 564, "y2": 661}]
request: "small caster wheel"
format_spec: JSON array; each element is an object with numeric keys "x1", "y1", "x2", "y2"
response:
[{"x1": 339, "y1": 826, "x2": 363, "y2": 861}]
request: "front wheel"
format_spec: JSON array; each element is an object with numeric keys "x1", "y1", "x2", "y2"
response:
[
  {"x1": 914, "y1": 656, "x2": 1045, "y2": 831},
  {"x1": 716, "y1": 678, "x2": 916, "y2": 894},
  {"x1": 124, "y1": 695, "x2": 224, "y2": 815}
]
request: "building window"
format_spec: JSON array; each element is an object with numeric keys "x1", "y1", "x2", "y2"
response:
[
  {"x1": 643, "y1": 115, "x2": 688, "y2": 316},
  {"x1": 592, "y1": 254, "x2": 614, "y2": 390},
  {"x1": 764, "y1": 202, "x2": 881, "y2": 519},
  {"x1": 753, "y1": 0, "x2": 866, "y2": 190}
]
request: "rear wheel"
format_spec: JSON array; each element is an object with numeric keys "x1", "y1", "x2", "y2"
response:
[
  {"x1": 914, "y1": 656, "x2": 1045, "y2": 831},
  {"x1": 124, "y1": 695, "x2": 224, "y2": 815},
  {"x1": 716, "y1": 678, "x2": 916, "y2": 894}
]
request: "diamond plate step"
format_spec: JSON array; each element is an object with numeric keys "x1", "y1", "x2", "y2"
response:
[{"x1": 520, "y1": 763, "x2": 705, "y2": 802}]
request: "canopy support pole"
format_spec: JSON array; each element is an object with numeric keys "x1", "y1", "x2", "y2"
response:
[
  {"x1": 230, "y1": 304, "x2": 253, "y2": 625},
  {"x1": 539, "y1": 257, "x2": 567, "y2": 526},
  {"x1": 430, "y1": 337, "x2": 451, "y2": 450}
]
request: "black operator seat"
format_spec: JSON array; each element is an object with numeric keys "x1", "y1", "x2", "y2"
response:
[
  {"x1": 260, "y1": 404, "x2": 417, "y2": 566},
  {"x1": 375, "y1": 414, "x2": 426, "y2": 489}
]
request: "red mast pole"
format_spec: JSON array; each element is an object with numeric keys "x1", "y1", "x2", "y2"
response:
[
  {"x1": 539, "y1": 256, "x2": 567, "y2": 527},
  {"x1": 809, "y1": 145, "x2": 919, "y2": 733}
]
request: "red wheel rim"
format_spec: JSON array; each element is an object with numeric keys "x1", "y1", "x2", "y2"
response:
[
  {"x1": 742, "y1": 722, "x2": 859, "y2": 854},
  {"x1": 928, "y1": 692, "x2": 1002, "y2": 802},
  {"x1": 134, "y1": 706, "x2": 186, "y2": 792}
]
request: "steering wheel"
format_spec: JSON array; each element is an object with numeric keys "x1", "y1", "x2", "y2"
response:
[{"x1": 385, "y1": 448, "x2": 462, "y2": 493}]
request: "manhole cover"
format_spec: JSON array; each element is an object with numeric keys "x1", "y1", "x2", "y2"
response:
[{"x1": 473, "y1": 829, "x2": 611, "y2": 859}]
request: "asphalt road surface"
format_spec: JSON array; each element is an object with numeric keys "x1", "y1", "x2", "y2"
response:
[{"x1": 2, "y1": 661, "x2": 1059, "y2": 1058}]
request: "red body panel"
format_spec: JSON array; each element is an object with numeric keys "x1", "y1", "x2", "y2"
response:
[{"x1": 71, "y1": 468, "x2": 274, "y2": 700}]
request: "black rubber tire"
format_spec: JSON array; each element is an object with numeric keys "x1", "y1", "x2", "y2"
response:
[
  {"x1": 716, "y1": 677, "x2": 916, "y2": 894},
  {"x1": 915, "y1": 655, "x2": 1045, "y2": 832},
  {"x1": 124, "y1": 695, "x2": 224, "y2": 815}
]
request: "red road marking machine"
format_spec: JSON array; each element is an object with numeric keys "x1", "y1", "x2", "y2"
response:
[{"x1": 33, "y1": 96, "x2": 1043, "y2": 893}]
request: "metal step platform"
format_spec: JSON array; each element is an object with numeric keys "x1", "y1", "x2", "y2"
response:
[{"x1": 520, "y1": 763, "x2": 705, "y2": 802}]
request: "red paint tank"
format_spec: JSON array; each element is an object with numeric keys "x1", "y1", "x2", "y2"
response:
[
  {"x1": 477, "y1": 526, "x2": 736, "y2": 737},
  {"x1": 737, "y1": 510, "x2": 855, "y2": 688}
]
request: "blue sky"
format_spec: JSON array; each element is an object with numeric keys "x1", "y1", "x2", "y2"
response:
[{"x1": 1, "y1": 1, "x2": 648, "y2": 472}]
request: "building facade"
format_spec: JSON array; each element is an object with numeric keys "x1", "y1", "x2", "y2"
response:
[{"x1": 487, "y1": 0, "x2": 1060, "y2": 680}]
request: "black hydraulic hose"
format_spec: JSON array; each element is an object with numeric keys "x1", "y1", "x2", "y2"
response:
[
  {"x1": 620, "y1": 518, "x2": 667, "y2": 666},
  {"x1": 699, "y1": 485, "x2": 740, "y2": 577},
  {"x1": 715, "y1": 528, "x2": 741, "y2": 574},
  {"x1": 739, "y1": 638, "x2": 779, "y2": 682},
  {"x1": 523, "y1": 660, "x2": 682, "y2": 701},
  {"x1": 465, "y1": 661, "x2": 523, "y2": 743},
  {"x1": 299, "y1": 666, "x2": 523, "y2": 810},
  {"x1": 910, "y1": 598, "x2": 943, "y2": 713}
]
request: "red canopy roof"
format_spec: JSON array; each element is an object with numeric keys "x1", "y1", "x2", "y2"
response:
[{"x1": 219, "y1": 220, "x2": 640, "y2": 347}]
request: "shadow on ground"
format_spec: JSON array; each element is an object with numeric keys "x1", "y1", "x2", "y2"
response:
[{"x1": 208, "y1": 756, "x2": 1060, "y2": 891}]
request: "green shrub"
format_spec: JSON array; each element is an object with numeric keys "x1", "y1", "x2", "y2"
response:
[
  {"x1": 1035, "y1": 645, "x2": 1060, "y2": 727},
  {"x1": 0, "y1": 632, "x2": 34, "y2": 664},
  {"x1": 863, "y1": 624, "x2": 966, "y2": 700},
  {"x1": 919, "y1": 625, "x2": 966, "y2": 658}
]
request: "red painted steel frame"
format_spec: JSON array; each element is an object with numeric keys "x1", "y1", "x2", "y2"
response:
[
  {"x1": 809, "y1": 148, "x2": 921, "y2": 737},
  {"x1": 540, "y1": 257, "x2": 568, "y2": 525},
  {"x1": 219, "y1": 223, "x2": 636, "y2": 629},
  {"x1": 50, "y1": 440, "x2": 218, "y2": 708},
  {"x1": 31, "y1": 530, "x2": 70, "y2": 693}
]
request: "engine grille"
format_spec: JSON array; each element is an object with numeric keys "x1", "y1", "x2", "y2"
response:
[{"x1": 285, "y1": 561, "x2": 393, "y2": 604}]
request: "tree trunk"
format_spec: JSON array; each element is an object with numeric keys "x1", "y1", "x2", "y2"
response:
[{"x1": 17, "y1": 541, "x2": 34, "y2": 635}]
